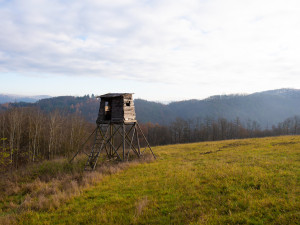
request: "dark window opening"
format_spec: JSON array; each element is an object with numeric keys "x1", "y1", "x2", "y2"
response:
[
  {"x1": 126, "y1": 101, "x2": 131, "y2": 106},
  {"x1": 104, "y1": 101, "x2": 111, "y2": 120}
]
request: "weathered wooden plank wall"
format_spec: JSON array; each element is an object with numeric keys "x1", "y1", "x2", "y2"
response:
[{"x1": 96, "y1": 94, "x2": 136, "y2": 124}]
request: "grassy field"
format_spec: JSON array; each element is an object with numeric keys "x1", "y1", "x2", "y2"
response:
[{"x1": 1, "y1": 136, "x2": 300, "y2": 224}]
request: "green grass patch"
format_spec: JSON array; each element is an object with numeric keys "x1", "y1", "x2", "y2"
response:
[
  {"x1": 3, "y1": 136, "x2": 300, "y2": 224},
  {"x1": 0, "y1": 156, "x2": 86, "y2": 217}
]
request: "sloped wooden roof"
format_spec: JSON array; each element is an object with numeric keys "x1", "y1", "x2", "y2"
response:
[{"x1": 97, "y1": 93, "x2": 133, "y2": 98}]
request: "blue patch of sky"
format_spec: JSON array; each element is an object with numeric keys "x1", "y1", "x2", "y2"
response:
[
  {"x1": 76, "y1": 35, "x2": 87, "y2": 41},
  {"x1": 0, "y1": 0, "x2": 11, "y2": 7}
]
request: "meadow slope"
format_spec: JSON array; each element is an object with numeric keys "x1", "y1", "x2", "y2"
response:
[{"x1": 4, "y1": 136, "x2": 300, "y2": 224}]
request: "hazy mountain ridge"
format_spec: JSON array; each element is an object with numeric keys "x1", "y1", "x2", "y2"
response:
[
  {"x1": 1, "y1": 89, "x2": 300, "y2": 127},
  {"x1": 0, "y1": 94, "x2": 51, "y2": 104},
  {"x1": 134, "y1": 88, "x2": 300, "y2": 126},
  {"x1": 155, "y1": 89, "x2": 300, "y2": 127}
]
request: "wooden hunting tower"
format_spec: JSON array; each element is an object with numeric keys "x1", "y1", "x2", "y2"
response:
[
  {"x1": 96, "y1": 93, "x2": 136, "y2": 124},
  {"x1": 70, "y1": 93, "x2": 155, "y2": 171}
]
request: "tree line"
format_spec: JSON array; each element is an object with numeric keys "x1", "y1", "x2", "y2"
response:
[
  {"x1": 0, "y1": 107, "x2": 93, "y2": 171},
  {"x1": 140, "y1": 116, "x2": 300, "y2": 146},
  {"x1": 1, "y1": 107, "x2": 300, "y2": 171}
]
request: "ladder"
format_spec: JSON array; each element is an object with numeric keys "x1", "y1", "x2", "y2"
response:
[{"x1": 84, "y1": 128, "x2": 106, "y2": 171}]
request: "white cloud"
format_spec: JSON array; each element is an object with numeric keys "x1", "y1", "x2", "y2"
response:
[{"x1": 0, "y1": 0, "x2": 300, "y2": 99}]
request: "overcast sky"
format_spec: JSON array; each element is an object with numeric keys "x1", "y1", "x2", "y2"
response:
[{"x1": 0, "y1": 0, "x2": 300, "y2": 101}]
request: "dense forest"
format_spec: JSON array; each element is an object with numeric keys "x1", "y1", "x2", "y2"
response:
[
  {"x1": 1, "y1": 105, "x2": 300, "y2": 172},
  {"x1": 143, "y1": 116, "x2": 300, "y2": 146}
]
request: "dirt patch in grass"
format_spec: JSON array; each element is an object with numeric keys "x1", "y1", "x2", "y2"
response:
[
  {"x1": 221, "y1": 142, "x2": 250, "y2": 149},
  {"x1": 271, "y1": 141, "x2": 298, "y2": 146},
  {"x1": 135, "y1": 196, "x2": 150, "y2": 217},
  {"x1": 199, "y1": 149, "x2": 222, "y2": 155}
]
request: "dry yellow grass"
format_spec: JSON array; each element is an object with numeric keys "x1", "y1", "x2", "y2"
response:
[{"x1": 0, "y1": 154, "x2": 153, "y2": 224}]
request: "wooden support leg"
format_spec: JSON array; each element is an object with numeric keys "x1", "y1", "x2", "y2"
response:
[
  {"x1": 116, "y1": 125, "x2": 139, "y2": 157},
  {"x1": 126, "y1": 124, "x2": 136, "y2": 161},
  {"x1": 136, "y1": 122, "x2": 156, "y2": 159},
  {"x1": 110, "y1": 123, "x2": 114, "y2": 157},
  {"x1": 123, "y1": 123, "x2": 125, "y2": 161},
  {"x1": 69, "y1": 126, "x2": 97, "y2": 163},
  {"x1": 135, "y1": 123, "x2": 141, "y2": 156}
]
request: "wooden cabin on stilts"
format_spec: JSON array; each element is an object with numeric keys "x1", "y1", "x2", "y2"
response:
[{"x1": 70, "y1": 93, "x2": 156, "y2": 171}]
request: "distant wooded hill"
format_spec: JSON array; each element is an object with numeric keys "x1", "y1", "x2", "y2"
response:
[
  {"x1": 0, "y1": 94, "x2": 50, "y2": 104},
  {"x1": 1, "y1": 89, "x2": 300, "y2": 127},
  {"x1": 136, "y1": 88, "x2": 300, "y2": 127}
]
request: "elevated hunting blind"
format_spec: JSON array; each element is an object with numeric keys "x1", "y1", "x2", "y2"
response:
[
  {"x1": 70, "y1": 93, "x2": 156, "y2": 171},
  {"x1": 96, "y1": 93, "x2": 136, "y2": 124}
]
